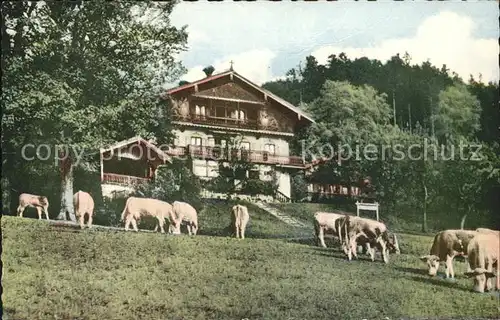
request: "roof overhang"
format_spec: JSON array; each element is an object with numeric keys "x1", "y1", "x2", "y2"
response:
[
  {"x1": 100, "y1": 136, "x2": 172, "y2": 163},
  {"x1": 165, "y1": 70, "x2": 315, "y2": 124}
]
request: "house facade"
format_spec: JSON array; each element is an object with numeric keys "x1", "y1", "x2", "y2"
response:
[
  {"x1": 98, "y1": 68, "x2": 365, "y2": 202},
  {"x1": 163, "y1": 68, "x2": 315, "y2": 201}
]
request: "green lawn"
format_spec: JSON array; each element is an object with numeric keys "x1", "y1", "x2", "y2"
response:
[{"x1": 2, "y1": 214, "x2": 499, "y2": 320}]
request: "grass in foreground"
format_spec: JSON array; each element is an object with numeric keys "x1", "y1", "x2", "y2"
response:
[{"x1": 2, "y1": 216, "x2": 499, "y2": 320}]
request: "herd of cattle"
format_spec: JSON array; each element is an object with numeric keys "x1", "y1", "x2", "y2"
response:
[{"x1": 15, "y1": 192, "x2": 499, "y2": 294}]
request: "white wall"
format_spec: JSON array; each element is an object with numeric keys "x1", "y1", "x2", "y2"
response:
[
  {"x1": 276, "y1": 170, "x2": 291, "y2": 199},
  {"x1": 172, "y1": 128, "x2": 292, "y2": 200}
]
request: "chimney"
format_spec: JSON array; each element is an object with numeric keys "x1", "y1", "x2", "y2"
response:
[{"x1": 202, "y1": 65, "x2": 215, "y2": 77}]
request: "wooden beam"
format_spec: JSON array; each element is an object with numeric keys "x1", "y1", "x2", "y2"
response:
[
  {"x1": 193, "y1": 94, "x2": 265, "y2": 105},
  {"x1": 194, "y1": 84, "x2": 198, "y2": 92}
]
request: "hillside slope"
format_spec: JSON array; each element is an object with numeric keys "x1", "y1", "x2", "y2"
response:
[{"x1": 2, "y1": 215, "x2": 498, "y2": 320}]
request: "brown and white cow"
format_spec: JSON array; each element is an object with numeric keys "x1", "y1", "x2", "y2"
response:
[
  {"x1": 464, "y1": 232, "x2": 499, "y2": 293},
  {"x1": 420, "y1": 229, "x2": 478, "y2": 278},
  {"x1": 340, "y1": 215, "x2": 400, "y2": 264},
  {"x1": 73, "y1": 191, "x2": 95, "y2": 229},
  {"x1": 171, "y1": 201, "x2": 199, "y2": 236},
  {"x1": 120, "y1": 197, "x2": 178, "y2": 233},
  {"x1": 231, "y1": 204, "x2": 250, "y2": 239},
  {"x1": 16, "y1": 193, "x2": 49, "y2": 220},
  {"x1": 313, "y1": 212, "x2": 345, "y2": 248}
]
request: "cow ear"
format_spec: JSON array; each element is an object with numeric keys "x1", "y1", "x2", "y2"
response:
[
  {"x1": 464, "y1": 271, "x2": 475, "y2": 278},
  {"x1": 469, "y1": 267, "x2": 487, "y2": 276},
  {"x1": 485, "y1": 271, "x2": 496, "y2": 278},
  {"x1": 420, "y1": 255, "x2": 430, "y2": 262}
]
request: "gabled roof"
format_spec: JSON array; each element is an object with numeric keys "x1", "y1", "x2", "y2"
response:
[
  {"x1": 100, "y1": 136, "x2": 171, "y2": 163},
  {"x1": 165, "y1": 69, "x2": 315, "y2": 123}
]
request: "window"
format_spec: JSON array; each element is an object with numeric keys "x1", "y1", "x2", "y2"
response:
[
  {"x1": 207, "y1": 137, "x2": 215, "y2": 147},
  {"x1": 230, "y1": 109, "x2": 238, "y2": 119},
  {"x1": 195, "y1": 105, "x2": 206, "y2": 116},
  {"x1": 264, "y1": 143, "x2": 276, "y2": 155},
  {"x1": 239, "y1": 110, "x2": 246, "y2": 120},
  {"x1": 191, "y1": 137, "x2": 202, "y2": 146},
  {"x1": 241, "y1": 142, "x2": 250, "y2": 150},
  {"x1": 216, "y1": 107, "x2": 225, "y2": 118},
  {"x1": 249, "y1": 170, "x2": 260, "y2": 180}
]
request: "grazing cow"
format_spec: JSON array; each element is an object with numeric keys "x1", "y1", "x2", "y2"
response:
[
  {"x1": 420, "y1": 229, "x2": 478, "y2": 278},
  {"x1": 340, "y1": 215, "x2": 399, "y2": 264},
  {"x1": 171, "y1": 201, "x2": 199, "y2": 236},
  {"x1": 464, "y1": 232, "x2": 499, "y2": 293},
  {"x1": 231, "y1": 204, "x2": 250, "y2": 239},
  {"x1": 313, "y1": 212, "x2": 345, "y2": 248},
  {"x1": 120, "y1": 197, "x2": 178, "y2": 233},
  {"x1": 17, "y1": 193, "x2": 49, "y2": 220},
  {"x1": 73, "y1": 191, "x2": 94, "y2": 229}
]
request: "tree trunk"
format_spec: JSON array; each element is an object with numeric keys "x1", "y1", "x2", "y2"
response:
[
  {"x1": 422, "y1": 183, "x2": 428, "y2": 233},
  {"x1": 1, "y1": 176, "x2": 11, "y2": 214},
  {"x1": 57, "y1": 157, "x2": 76, "y2": 221}
]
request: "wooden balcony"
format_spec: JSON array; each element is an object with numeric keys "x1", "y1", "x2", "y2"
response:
[
  {"x1": 173, "y1": 113, "x2": 260, "y2": 130},
  {"x1": 308, "y1": 183, "x2": 362, "y2": 196},
  {"x1": 166, "y1": 145, "x2": 306, "y2": 167},
  {"x1": 102, "y1": 173, "x2": 151, "y2": 186}
]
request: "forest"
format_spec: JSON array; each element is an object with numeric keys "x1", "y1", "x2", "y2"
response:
[{"x1": 262, "y1": 53, "x2": 499, "y2": 231}]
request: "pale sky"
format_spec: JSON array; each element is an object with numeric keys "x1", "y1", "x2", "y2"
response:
[{"x1": 170, "y1": 1, "x2": 498, "y2": 86}]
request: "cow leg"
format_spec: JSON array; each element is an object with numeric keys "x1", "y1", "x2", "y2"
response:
[
  {"x1": 379, "y1": 240, "x2": 389, "y2": 264},
  {"x1": 87, "y1": 213, "x2": 93, "y2": 229},
  {"x1": 318, "y1": 227, "x2": 327, "y2": 248},
  {"x1": 157, "y1": 218, "x2": 165, "y2": 234},
  {"x1": 241, "y1": 226, "x2": 245, "y2": 240},
  {"x1": 464, "y1": 256, "x2": 472, "y2": 273},
  {"x1": 36, "y1": 207, "x2": 43, "y2": 220},
  {"x1": 44, "y1": 205, "x2": 50, "y2": 220},
  {"x1": 125, "y1": 216, "x2": 132, "y2": 231},
  {"x1": 131, "y1": 218, "x2": 139, "y2": 232},
  {"x1": 366, "y1": 243, "x2": 375, "y2": 262},
  {"x1": 187, "y1": 224, "x2": 192, "y2": 236},
  {"x1": 16, "y1": 205, "x2": 24, "y2": 217},
  {"x1": 445, "y1": 255, "x2": 454, "y2": 278},
  {"x1": 78, "y1": 213, "x2": 85, "y2": 229}
]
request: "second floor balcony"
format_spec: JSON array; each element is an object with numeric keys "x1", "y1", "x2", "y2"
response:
[{"x1": 166, "y1": 145, "x2": 306, "y2": 168}]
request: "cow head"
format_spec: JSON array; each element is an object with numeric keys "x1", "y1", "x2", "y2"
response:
[
  {"x1": 420, "y1": 255, "x2": 440, "y2": 276},
  {"x1": 169, "y1": 218, "x2": 182, "y2": 235},
  {"x1": 386, "y1": 233, "x2": 401, "y2": 254},
  {"x1": 464, "y1": 268, "x2": 496, "y2": 293}
]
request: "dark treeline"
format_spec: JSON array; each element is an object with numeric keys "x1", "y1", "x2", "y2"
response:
[{"x1": 263, "y1": 53, "x2": 499, "y2": 144}]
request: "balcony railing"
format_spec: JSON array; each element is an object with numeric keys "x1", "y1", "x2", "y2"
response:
[
  {"x1": 166, "y1": 145, "x2": 306, "y2": 167},
  {"x1": 102, "y1": 173, "x2": 151, "y2": 186},
  {"x1": 307, "y1": 183, "x2": 362, "y2": 196},
  {"x1": 173, "y1": 113, "x2": 260, "y2": 130}
]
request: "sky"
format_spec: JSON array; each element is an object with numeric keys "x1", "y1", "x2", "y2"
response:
[{"x1": 169, "y1": 1, "x2": 498, "y2": 86}]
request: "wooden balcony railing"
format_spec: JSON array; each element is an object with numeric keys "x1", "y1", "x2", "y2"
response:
[
  {"x1": 166, "y1": 145, "x2": 306, "y2": 167},
  {"x1": 307, "y1": 183, "x2": 361, "y2": 196},
  {"x1": 102, "y1": 173, "x2": 151, "y2": 186},
  {"x1": 173, "y1": 113, "x2": 260, "y2": 130}
]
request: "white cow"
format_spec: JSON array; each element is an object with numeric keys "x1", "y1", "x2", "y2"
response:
[
  {"x1": 120, "y1": 197, "x2": 178, "y2": 233},
  {"x1": 171, "y1": 201, "x2": 199, "y2": 236},
  {"x1": 313, "y1": 212, "x2": 345, "y2": 248},
  {"x1": 73, "y1": 191, "x2": 95, "y2": 229},
  {"x1": 464, "y1": 232, "x2": 499, "y2": 293},
  {"x1": 16, "y1": 193, "x2": 49, "y2": 220},
  {"x1": 340, "y1": 215, "x2": 399, "y2": 264},
  {"x1": 231, "y1": 204, "x2": 250, "y2": 239},
  {"x1": 420, "y1": 229, "x2": 478, "y2": 278}
]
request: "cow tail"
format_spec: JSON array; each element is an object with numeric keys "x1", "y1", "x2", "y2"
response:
[{"x1": 120, "y1": 198, "x2": 130, "y2": 222}]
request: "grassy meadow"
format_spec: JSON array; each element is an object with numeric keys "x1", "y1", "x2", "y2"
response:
[{"x1": 2, "y1": 202, "x2": 499, "y2": 320}]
